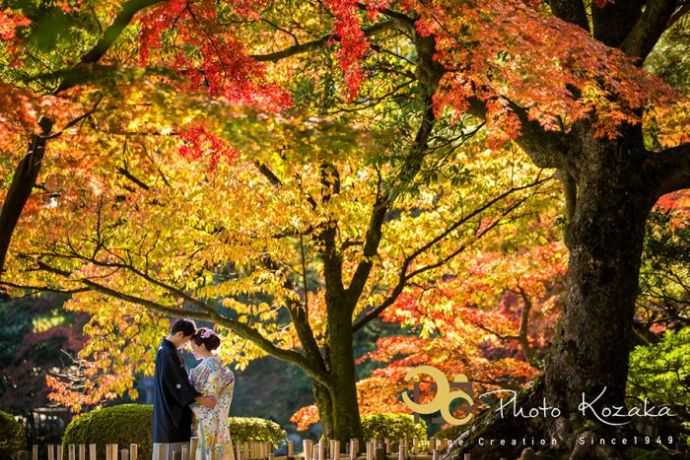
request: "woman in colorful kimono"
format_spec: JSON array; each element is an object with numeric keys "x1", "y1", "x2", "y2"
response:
[{"x1": 189, "y1": 328, "x2": 236, "y2": 460}]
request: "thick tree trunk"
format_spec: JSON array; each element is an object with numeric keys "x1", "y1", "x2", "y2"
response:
[
  {"x1": 313, "y1": 380, "x2": 335, "y2": 438},
  {"x1": 544, "y1": 125, "x2": 656, "y2": 437},
  {"x1": 327, "y1": 303, "x2": 363, "y2": 442},
  {"x1": 450, "y1": 127, "x2": 669, "y2": 460},
  {"x1": 0, "y1": 118, "x2": 53, "y2": 280}
]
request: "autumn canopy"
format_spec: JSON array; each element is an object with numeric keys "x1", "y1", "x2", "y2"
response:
[{"x1": 1, "y1": 0, "x2": 690, "y2": 458}]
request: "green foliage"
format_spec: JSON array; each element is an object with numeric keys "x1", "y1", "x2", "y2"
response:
[
  {"x1": 228, "y1": 417, "x2": 287, "y2": 446},
  {"x1": 628, "y1": 327, "x2": 690, "y2": 447},
  {"x1": 62, "y1": 404, "x2": 153, "y2": 460},
  {"x1": 62, "y1": 403, "x2": 287, "y2": 458},
  {"x1": 628, "y1": 327, "x2": 690, "y2": 416},
  {"x1": 0, "y1": 409, "x2": 25, "y2": 460},
  {"x1": 361, "y1": 413, "x2": 427, "y2": 443},
  {"x1": 646, "y1": 19, "x2": 690, "y2": 91}
]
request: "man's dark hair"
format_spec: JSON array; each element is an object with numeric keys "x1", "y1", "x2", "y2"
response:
[{"x1": 170, "y1": 318, "x2": 196, "y2": 337}]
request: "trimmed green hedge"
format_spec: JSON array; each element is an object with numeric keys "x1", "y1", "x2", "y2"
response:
[
  {"x1": 62, "y1": 404, "x2": 153, "y2": 460},
  {"x1": 62, "y1": 404, "x2": 286, "y2": 459},
  {"x1": 361, "y1": 413, "x2": 427, "y2": 446},
  {"x1": 228, "y1": 417, "x2": 286, "y2": 445},
  {"x1": 0, "y1": 409, "x2": 26, "y2": 460}
]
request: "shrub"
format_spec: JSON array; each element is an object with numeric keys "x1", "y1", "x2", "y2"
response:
[
  {"x1": 361, "y1": 413, "x2": 427, "y2": 446},
  {"x1": 62, "y1": 404, "x2": 153, "y2": 460},
  {"x1": 0, "y1": 409, "x2": 25, "y2": 460},
  {"x1": 62, "y1": 403, "x2": 286, "y2": 458},
  {"x1": 228, "y1": 417, "x2": 287, "y2": 446},
  {"x1": 628, "y1": 327, "x2": 690, "y2": 448}
]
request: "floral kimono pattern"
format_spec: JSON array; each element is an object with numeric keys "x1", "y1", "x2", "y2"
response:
[{"x1": 190, "y1": 356, "x2": 235, "y2": 460}]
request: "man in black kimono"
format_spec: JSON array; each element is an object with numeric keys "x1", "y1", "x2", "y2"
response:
[{"x1": 152, "y1": 318, "x2": 217, "y2": 460}]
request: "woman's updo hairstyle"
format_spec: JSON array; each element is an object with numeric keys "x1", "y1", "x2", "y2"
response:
[{"x1": 192, "y1": 327, "x2": 221, "y2": 351}]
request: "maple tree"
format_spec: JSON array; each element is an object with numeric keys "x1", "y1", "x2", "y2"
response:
[
  {"x1": 1, "y1": 0, "x2": 555, "y2": 442},
  {"x1": 4, "y1": 121, "x2": 552, "y2": 437},
  {"x1": 292, "y1": 192, "x2": 567, "y2": 430},
  {"x1": 1, "y1": 0, "x2": 689, "y2": 457}
]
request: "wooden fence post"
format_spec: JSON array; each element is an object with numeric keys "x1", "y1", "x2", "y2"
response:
[
  {"x1": 463, "y1": 454, "x2": 471, "y2": 460},
  {"x1": 232, "y1": 442, "x2": 239, "y2": 460},
  {"x1": 375, "y1": 440, "x2": 385, "y2": 460},
  {"x1": 287, "y1": 440, "x2": 294, "y2": 458},
  {"x1": 68, "y1": 444, "x2": 76, "y2": 460},
  {"x1": 348, "y1": 439, "x2": 357, "y2": 460},
  {"x1": 89, "y1": 444, "x2": 97, "y2": 460},
  {"x1": 331, "y1": 440, "x2": 339, "y2": 460},
  {"x1": 79, "y1": 444, "x2": 86, "y2": 460},
  {"x1": 32, "y1": 445, "x2": 38, "y2": 460},
  {"x1": 302, "y1": 440, "x2": 313, "y2": 460},
  {"x1": 317, "y1": 439, "x2": 325, "y2": 460},
  {"x1": 189, "y1": 438, "x2": 197, "y2": 460},
  {"x1": 48, "y1": 444, "x2": 55, "y2": 460},
  {"x1": 130, "y1": 444, "x2": 138, "y2": 460},
  {"x1": 120, "y1": 449, "x2": 129, "y2": 460}
]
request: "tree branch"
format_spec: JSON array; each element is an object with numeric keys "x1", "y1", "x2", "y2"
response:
[
  {"x1": 32, "y1": 258, "x2": 329, "y2": 384},
  {"x1": 516, "y1": 286, "x2": 538, "y2": 368},
  {"x1": 647, "y1": 142, "x2": 690, "y2": 196},
  {"x1": 250, "y1": 162, "x2": 326, "y2": 372},
  {"x1": 345, "y1": 31, "x2": 444, "y2": 311},
  {"x1": 0, "y1": 117, "x2": 53, "y2": 279},
  {"x1": 0, "y1": 280, "x2": 88, "y2": 295},
  {"x1": 466, "y1": 98, "x2": 568, "y2": 169},
  {"x1": 352, "y1": 176, "x2": 551, "y2": 332},
  {"x1": 622, "y1": 0, "x2": 677, "y2": 60},
  {"x1": 56, "y1": 0, "x2": 166, "y2": 92},
  {"x1": 591, "y1": 0, "x2": 644, "y2": 47},
  {"x1": 251, "y1": 20, "x2": 396, "y2": 62},
  {"x1": 667, "y1": 4, "x2": 690, "y2": 29},
  {"x1": 547, "y1": 0, "x2": 590, "y2": 31},
  {"x1": 344, "y1": 197, "x2": 386, "y2": 305}
]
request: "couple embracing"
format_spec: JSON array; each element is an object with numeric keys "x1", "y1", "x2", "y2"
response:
[{"x1": 152, "y1": 319, "x2": 235, "y2": 460}]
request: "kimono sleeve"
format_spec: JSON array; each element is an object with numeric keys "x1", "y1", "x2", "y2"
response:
[{"x1": 161, "y1": 347, "x2": 200, "y2": 406}]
